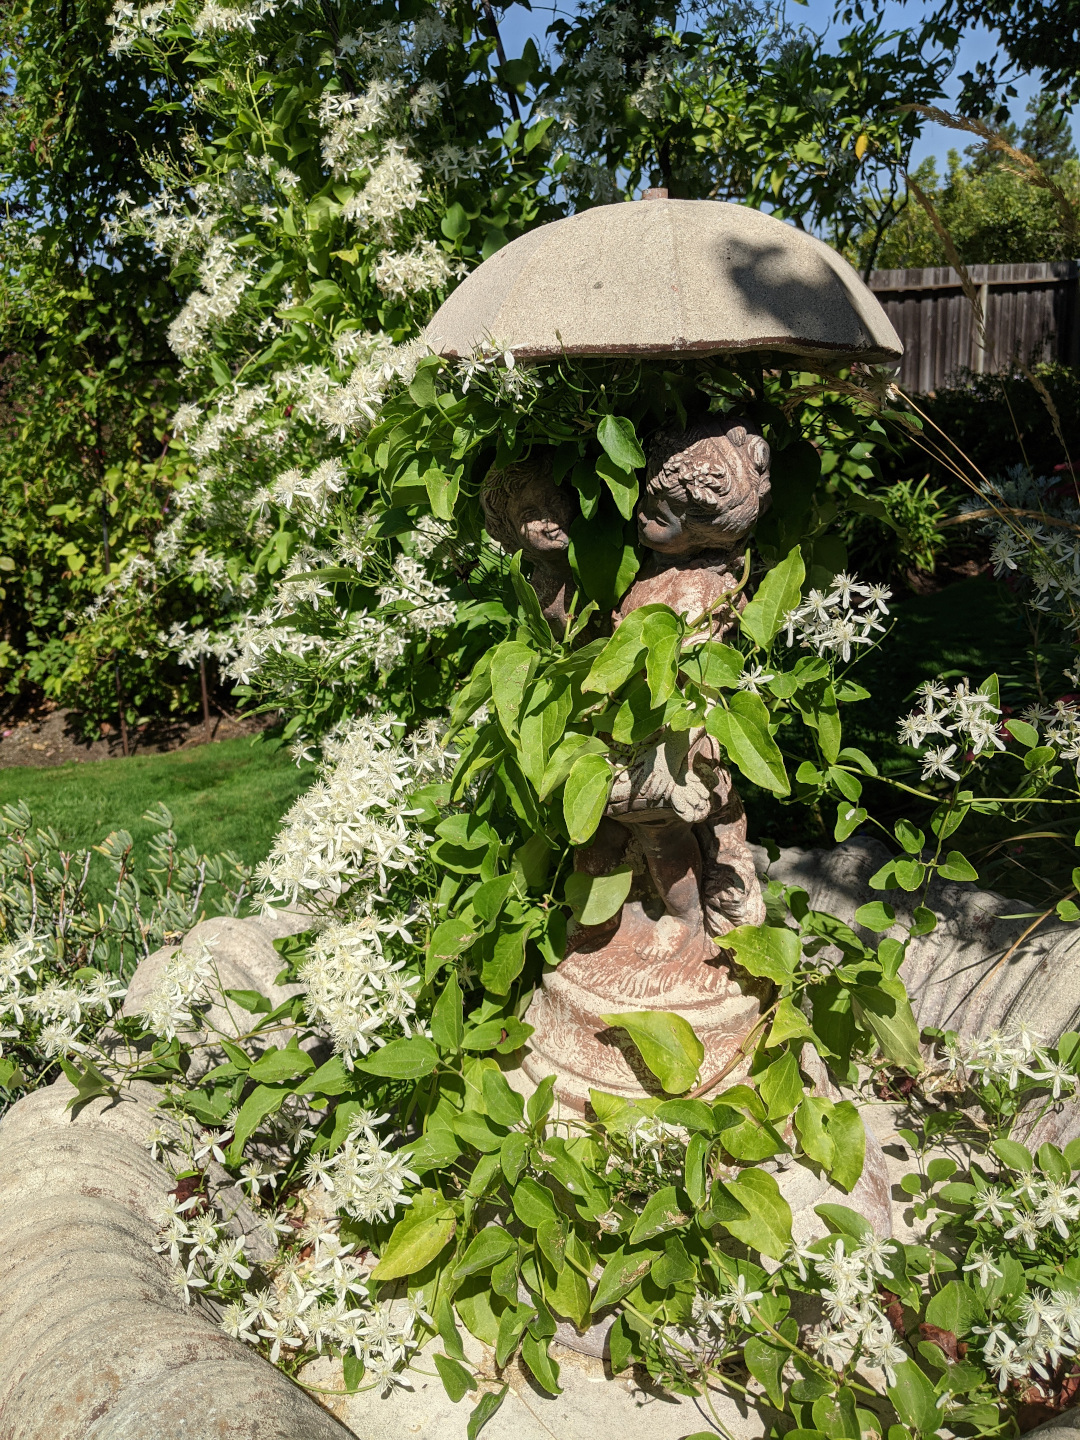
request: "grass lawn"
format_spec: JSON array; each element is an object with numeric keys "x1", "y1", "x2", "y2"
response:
[{"x1": 0, "y1": 735, "x2": 313, "y2": 869}]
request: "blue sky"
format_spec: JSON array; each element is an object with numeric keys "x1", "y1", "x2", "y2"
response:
[{"x1": 497, "y1": 0, "x2": 1072, "y2": 174}]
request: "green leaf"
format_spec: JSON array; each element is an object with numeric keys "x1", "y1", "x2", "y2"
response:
[
  {"x1": 795, "y1": 1096, "x2": 835, "y2": 1169},
  {"x1": 828, "y1": 1100, "x2": 866, "y2": 1191},
  {"x1": 456, "y1": 1225, "x2": 516, "y2": 1278},
  {"x1": 642, "y1": 610, "x2": 682, "y2": 706},
  {"x1": 563, "y1": 752, "x2": 613, "y2": 844},
  {"x1": 467, "y1": 1383, "x2": 508, "y2": 1439},
  {"x1": 372, "y1": 1196, "x2": 456, "y2": 1280},
  {"x1": 501, "y1": 1131, "x2": 530, "y2": 1187},
  {"x1": 433, "y1": 1352, "x2": 476, "y2": 1402},
  {"x1": 628, "y1": 1185, "x2": 690, "y2": 1243},
  {"x1": 1005, "y1": 718, "x2": 1039, "y2": 749},
  {"x1": 293, "y1": 1056, "x2": 351, "y2": 1101},
  {"x1": 509, "y1": 554, "x2": 555, "y2": 650},
  {"x1": 655, "y1": 1098, "x2": 716, "y2": 1131},
  {"x1": 681, "y1": 641, "x2": 744, "y2": 692},
  {"x1": 852, "y1": 976, "x2": 923, "y2": 1074},
  {"x1": 565, "y1": 865, "x2": 633, "y2": 925},
  {"x1": 854, "y1": 901, "x2": 896, "y2": 932},
  {"x1": 745, "y1": 1332, "x2": 789, "y2": 1409},
  {"x1": 582, "y1": 610, "x2": 649, "y2": 693},
  {"x1": 992, "y1": 1137, "x2": 1033, "y2": 1171},
  {"x1": 835, "y1": 802, "x2": 867, "y2": 841},
  {"x1": 894, "y1": 818, "x2": 925, "y2": 855},
  {"x1": 813, "y1": 1202, "x2": 873, "y2": 1241},
  {"x1": 527, "y1": 1074, "x2": 556, "y2": 1127},
  {"x1": 568, "y1": 518, "x2": 639, "y2": 610},
  {"x1": 910, "y1": 906, "x2": 937, "y2": 936},
  {"x1": 539, "y1": 733, "x2": 608, "y2": 800},
  {"x1": 723, "y1": 923, "x2": 799, "y2": 983},
  {"x1": 740, "y1": 547, "x2": 805, "y2": 648},
  {"x1": 441, "y1": 202, "x2": 470, "y2": 241},
  {"x1": 611, "y1": 677, "x2": 684, "y2": 743},
  {"x1": 650, "y1": 1236, "x2": 696, "y2": 1288},
  {"x1": 224, "y1": 988, "x2": 272, "y2": 1014},
  {"x1": 481, "y1": 917, "x2": 535, "y2": 995},
  {"x1": 597, "y1": 454, "x2": 638, "y2": 519},
  {"x1": 481, "y1": 1068, "x2": 526, "y2": 1127},
  {"x1": 924, "y1": 1279, "x2": 979, "y2": 1336},
  {"x1": 893, "y1": 858, "x2": 926, "y2": 892},
  {"x1": 684, "y1": 1131, "x2": 710, "y2": 1207},
  {"x1": 227, "y1": 1083, "x2": 289, "y2": 1161},
  {"x1": 600, "y1": 1010, "x2": 704, "y2": 1094},
  {"x1": 596, "y1": 414, "x2": 646, "y2": 471},
  {"x1": 431, "y1": 972, "x2": 465, "y2": 1053},
  {"x1": 938, "y1": 850, "x2": 978, "y2": 883},
  {"x1": 512, "y1": 1176, "x2": 560, "y2": 1228},
  {"x1": 407, "y1": 1127, "x2": 462, "y2": 1174},
  {"x1": 61, "y1": 1058, "x2": 116, "y2": 1111},
  {"x1": 425, "y1": 464, "x2": 461, "y2": 522},
  {"x1": 353, "y1": 1036, "x2": 440, "y2": 1079},
  {"x1": 472, "y1": 875, "x2": 516, "y2": 923},
  {"x1": 759, "y1": 1050, "x2": 804, "y2": 1121},
  {"x1": 707, "y1": 693, "x2": 790, "y2": 795},
  {"x1": 521, "y1": 1333, "x2": 562, "y2": 1395},
  {"x1": 490, "y1": 641, "x2": 537, "y2": 734},
  {"x1": 813, "y1": 1387, "x2": 860, "y2": 1439},
  {"x1": 591, "y1": 1245, "x2": 659, "y2": 1311},
  {"x1": 887, "y1": 1360, "x2": 939, "y2": 1436},
  {"x1": 719, "y1": 1167, "x2": 793, "y2": 1260},
  {"x1": 247, "y1": 1040, "x2": 315, "y2": 1083}
]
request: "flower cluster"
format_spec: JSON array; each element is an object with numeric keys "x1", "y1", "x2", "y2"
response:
[
  {"x1": 940, "y1": 1025, "x2": 1077, "y2": 1099},
  {"x1": 782, "y1": 572, "x2": 891, "y2": 662},
  {"x1": 301, "y1": 1107, "x2": 420, "y2": 1218},
  {"x1": 796, "y1": 1235, "x2": 908, "y2": 1384},
  {"x1": 138, "y1": 941, "x2": 215, "y2": 1041},
  {"x1": 976, "y1": 1291, "x2": 1080, "y2": 1392},
  {"x1": 1019, "y1": 691, "x2": 1080, "y2": 775},
  {"x1": 967, "y1": 466, "x2": 1080, "y2": 635},
  {"x1": 255, "y1": 715, "x2": 451, "y2": 906},
  {"x1": 151, "y1": 1104, "x2": 423, "y2": 1390},
  {"x1": 299, "y1": 914, "x2": 422, "y2": 1065},
  {"x1": 896, "y1": 678, "x2": 1004, "y2": 780},
  {"x1": 0, "y1": 933, "x2": 127, "y2": 1059}
]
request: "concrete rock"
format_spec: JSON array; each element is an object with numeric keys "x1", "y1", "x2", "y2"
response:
[{"x1": 0, "y1": 908, "x2": 347, "y2": 1440}]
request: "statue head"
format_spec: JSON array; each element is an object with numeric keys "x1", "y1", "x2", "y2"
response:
[
  {"x1": 637, "y1": 417, "x2": 771, "y2": 556},
  {"x1": 480, "y1": 451, "x2": 577, "y2": 566}
]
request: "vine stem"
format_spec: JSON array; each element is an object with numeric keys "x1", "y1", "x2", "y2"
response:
[{"x1": 687, "y1": 996, "x2": 781, "y2": 1099}]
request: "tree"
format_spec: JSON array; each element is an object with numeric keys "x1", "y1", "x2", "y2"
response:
[{"x1": 850, "y1": 148, "x2": 1080, "y2": 269}]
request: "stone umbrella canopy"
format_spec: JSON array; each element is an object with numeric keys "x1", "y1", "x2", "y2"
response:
[{"x1": 425, "y1": 195, "x2": 904, "y2": 366}]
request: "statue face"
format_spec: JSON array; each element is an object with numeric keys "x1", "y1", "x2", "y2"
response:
[
  {"x1": 509, "y1": 473, "x2": 575, "y2": 559},
  {"x1": 638, "y1": 421, "x2": 770, "y2": 555}
]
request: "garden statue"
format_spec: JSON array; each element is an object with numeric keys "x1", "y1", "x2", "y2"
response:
[
  {"x1": 480, "y1": 452, "x2": 578, "y2": 635},
  {"x1": 480, "y1": 417, "x2": 775, "y2": 1111}
]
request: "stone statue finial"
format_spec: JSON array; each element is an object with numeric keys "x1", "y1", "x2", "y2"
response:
[{"x1": 480, "y1": 451, "x2": 578, "y2": 634}]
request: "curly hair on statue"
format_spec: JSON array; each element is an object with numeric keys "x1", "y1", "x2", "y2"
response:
[{"x1": 641, "y1": 416, "x2": 771, "y2": 555}]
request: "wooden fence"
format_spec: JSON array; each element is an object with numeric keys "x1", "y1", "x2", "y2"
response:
[{"x1": 867, "y1": 260, "x2": 1080, "y2": 394}]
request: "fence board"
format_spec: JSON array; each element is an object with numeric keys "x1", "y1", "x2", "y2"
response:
[{"x1": 868, "y1": 261, "x2": 1079, "y2": 393}]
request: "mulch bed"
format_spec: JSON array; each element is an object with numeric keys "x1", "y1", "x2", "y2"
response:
[{"x1": 0, "y1": 704, "x2": 276, "y2": 769}]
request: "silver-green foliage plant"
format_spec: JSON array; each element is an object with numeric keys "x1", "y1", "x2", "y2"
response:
[{"x1": 0, "y1": 799, "x2": 253, "y2": 1100}]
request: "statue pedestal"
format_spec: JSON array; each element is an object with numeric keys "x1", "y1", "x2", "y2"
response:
[{"x1": 518, "y1": 899, "x2": 767, "y2": 1113}]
